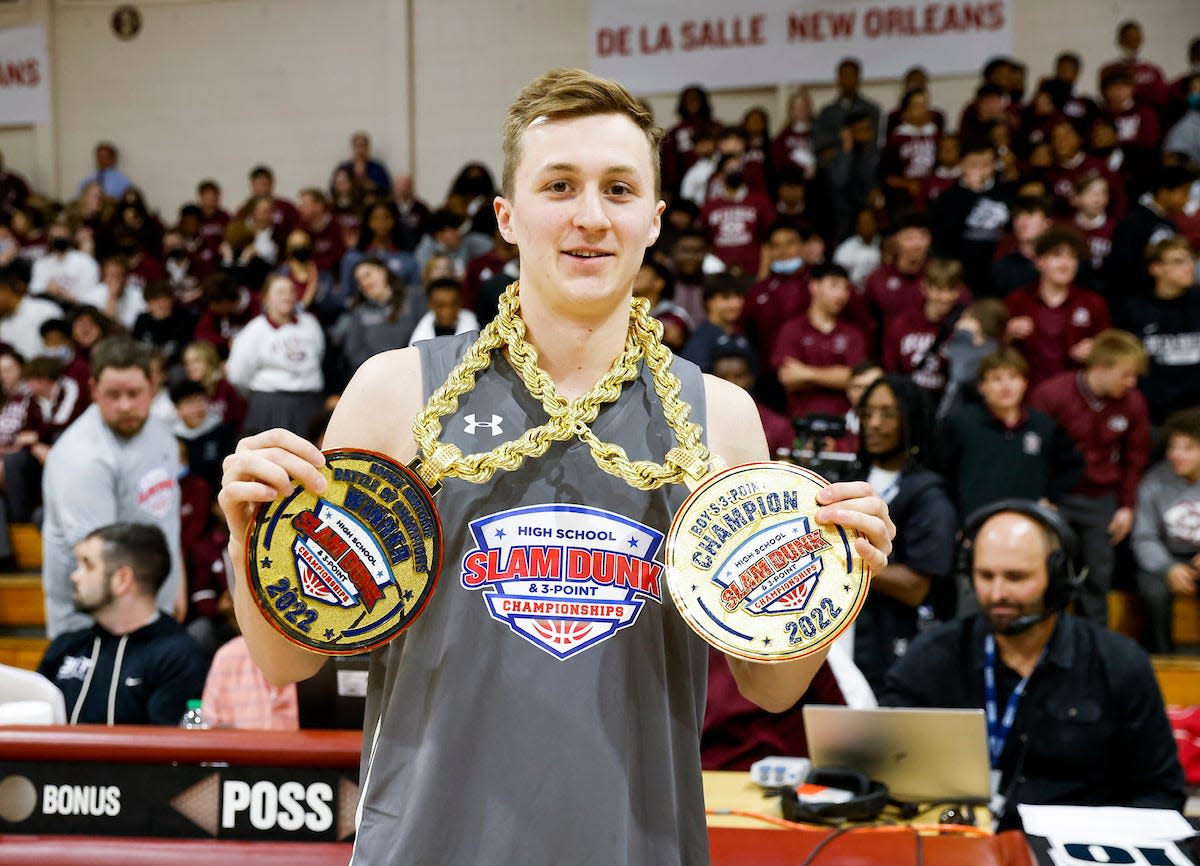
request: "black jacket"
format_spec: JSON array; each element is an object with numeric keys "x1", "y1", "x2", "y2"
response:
[
  {"x1": 880, "y1": 614, "x2": 1185, "y2": 829},
  {"x1": 931, "y1": 180, "x2": 1013, "y2": 298},
  {"x1": 1106, "y1": 202, "x2": 1178, "y2": 305},
  {"x1": 941, "y1": 402, "x2": 1084, "y2": 518},
  {"x1": 1118, "y1": 287, "x2": 1200, "y2": 424},
  {"x1": 38, "y1": 613, "x2": 209, "y2": 725}
]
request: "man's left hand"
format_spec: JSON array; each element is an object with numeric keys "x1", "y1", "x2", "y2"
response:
[
  {"x1": 1107, "y1": 506, "x2": 1133, "y2": 544},
  {"x1": 815, "y1": 481, "x2": 895, "y2": 575}
]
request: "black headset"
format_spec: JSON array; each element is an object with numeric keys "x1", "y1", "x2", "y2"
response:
[
  {"x1": 780, "y1": 767, "x2": 890, "y2": 824},
  {"x1": 957, "y1": 498, "x2": 1084, "y2": 613}
]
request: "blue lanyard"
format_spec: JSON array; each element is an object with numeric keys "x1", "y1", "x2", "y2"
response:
[{"x1": 983, "y1": 633, "x2": 1044, "y2": 766}]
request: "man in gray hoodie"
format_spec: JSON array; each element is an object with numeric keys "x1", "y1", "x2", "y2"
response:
[
  {"x1": 41, "y1": 336, "x2": 182, "y2": 638},
  {"x1": 1133, "y1": 407, "x2": 1200, "y2": 652}
]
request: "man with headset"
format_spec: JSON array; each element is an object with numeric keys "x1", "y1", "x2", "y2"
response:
[{"x1": 878, "y1": 500, "x2": 1183, "y2": 829}]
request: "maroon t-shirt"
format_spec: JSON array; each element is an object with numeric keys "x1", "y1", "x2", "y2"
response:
[
  {"x1": 701, "y1": 645, "x2": 845, "y2": 771},
  {"x1": 771, "y1": 124, "x2": 814, "y2": 176},
  {"x1": 210, "y1": 377, "x2": 247, "y2": 435},
  {"x1": 1044, "y1": 154, "x2": 1126, "y2": 217},
  {"x1": 199, "y1": 210, "x2": 230, "y2": 252},
  {"x1": 771, "y1": 315, "x2": 867, "y2": 420},
  {"x1": 862, "y1": 262, "x2": 925, "y2": 323},
  {"x1": 741, "y1": 272, "x2": 810, "y2": 365},
  {"x1": 1028, "y1": 371, "x2": 1152, "y2": 507},
  {"x1": 306, "y1": 214, "x2": 346, "y2": 274},
  {"x1": 1006, "y1": 283, "x2": 1111, "y2": 387},
  {"x1": 1072, "y1": 214, "x2": 1117, "y2": 272},
  {"x1": 1099, "y1": 59, "x2": 1169, "y2": 109},
  {"x1": 881, "y1": 123, "x2": 940, "y2": 180},
  {"x1": 193, "y1": 292, "x2": 262, "y2": 355},
  {"x1": 758, "y1": 401, "x2": 795, "y2": 459},
  {"x1": 882, "y1": 308, "x2": 952, "y2": 395},
  {"x1": 700, "y1": 191, "x2": 776, "y2": 277},
  {"x1": 463, "y1": 249, "x2": 507, "y2": 312},
  {"x1": 1105, "y1": 101, "x2": 1161, "y2": 152},
  {"x1": 127, "y1": 253, "x2": 165, "y2": 298}
]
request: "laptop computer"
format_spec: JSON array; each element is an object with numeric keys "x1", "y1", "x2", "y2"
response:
[{"x1": 802, "y1": 705, "x2": 992, "y2": 803}]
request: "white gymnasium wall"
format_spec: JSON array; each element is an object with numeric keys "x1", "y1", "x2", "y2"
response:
[{"x1": 0, "y1": 0, "x2": 1196, "y2": 216}]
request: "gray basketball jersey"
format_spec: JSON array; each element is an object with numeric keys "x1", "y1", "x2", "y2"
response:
[{"x1": 350, "y1": 332, "x2": 712, "y2": 866}]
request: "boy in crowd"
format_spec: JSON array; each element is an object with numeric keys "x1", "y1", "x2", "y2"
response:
[
  {"x1": 931, "y1": 137, "x2": 1012, "y2": 297},
  {"x1": 1005, "y1": 226, "x2": 1110, "y2": 388},
  {"x1": 681, "y1": 273, "x2": 748, "y2": 373},
  {"x1": 1071, "y1": 173, "x2": 1116, "y2": 279},
  {"x1": 942, "y1": 348, "x2": 1083, "y2": 518},
  {"x1": 991, "y1": 196, "x2": 1053, "y2": 296},
  {"x1": 711, "y1": 338, "x2": 792, "y2": 458},
  {"x1": 1107, "y1": 163, "x2": 1192, "y2": 301},
  {"x1": 699, "y1": 153, "x2": 775, "y2": 277},
  {"x1": 882, "y1": 258, "x2": 965, "y2": 400},
  {"x1": 1117, "y1": 237, "x2": 1200, "y2": 424},
  {"x1": 772, "y1": 263, "x2": 868, "y2": 423},
  {"x1": 742, "y1": 222, "x2": 811, "y2": 368},
  {"x1": 1029, "y1": 330, "x2": 1152, "y2": 623},
  {"x1": 1133, "y1": 408, "x2": 1200, "y2": 653}
]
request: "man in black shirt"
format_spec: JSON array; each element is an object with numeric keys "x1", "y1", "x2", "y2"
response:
[{"x1": 879, "y1": 501, "x2": 1184, "y2": 829}]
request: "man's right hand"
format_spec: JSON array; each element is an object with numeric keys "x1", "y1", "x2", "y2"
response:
[{"x1": 218, "y1": 429, "x2": 327, "y2": 554}]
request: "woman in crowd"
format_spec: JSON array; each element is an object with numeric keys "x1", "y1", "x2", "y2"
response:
[
  {"x1": 182, "y1": 339, "x2": 246, "y2": 435},
  {"x1": 338, "y1": 256, "x2": 421, "y2": 374},
  {"x1": 226, "y1": 274, "x2": 325, "y2": 437}
]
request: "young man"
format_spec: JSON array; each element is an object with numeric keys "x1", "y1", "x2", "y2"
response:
[
  {"x1": 1117, "y1": 237, "x2": 1200, "y2": 424},
  {"x1": 1133, "y1": 408, "x2": 1200, "y2": 653},
  {"x1": 681, "y1": 273, "x2": 748, "y2": 373},
  {"x1": 1071, "y1": 173, "x2": 1117, "y2": 277},
  {"x1": 882, "y1": 257, "x2": 965, "y2": 399},
  {"x1": 880, "y1": 502, "x2": 1184, "y2": 829},
  {"x1": 771, "y1": 262, "x2": 868, "y2": 423},
  {"x1": 1029, "y1": 330, "x2": 1152, "y2": 624},
  {"x1": 1106, "y1": 163, "x2": 1193, "y2": 303},
  {"x1": 942, "y1": 348, "x2": 1083, "y2": 518},
  {"x1": 931, "y1": 137, "x2": 1012, "y2": 298},
  {"x1": 218, "y1": 69, "x2": 894, "y2": 866},
  {"x1": 741, "y1": 222, "x2": 811, "y2": 367},
  {"x1": 38, "y1": 522, "x2": 208, "y2": 725},
  {"x1": 851, "y1": 375, "x2": 958, "y2": 693},
  {"x1": 1099, "y1": 20, "x2": 1168, "y2": 109},
  {"x1": 0, "y1": 269, "x2": 59, "y2": 361},
  {"x1": 698, "y1": 152, "x2": 775, "y2": 278},
  {"x1": 861, "y1": 211, "x2": 933, "y2": 327},
  {"x1": 42, "y1": 336, "x2": 183, "y2": 639},
  {"x1": 991, "y1": 196, "x2": 1054, "y2": 296},
  {"x1": 710, "y1": 337, "x2": 791, "y2": 458},
  {"x1": 1005, "y1": 226, "x2": 1111, "y2": 388}
]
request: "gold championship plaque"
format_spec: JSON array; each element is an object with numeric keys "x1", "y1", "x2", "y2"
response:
[
  {"x1": 246, "y1": 449, "x2": 442, "y2": 655},
  {"x1": 666, "y1": 462, "x2": 869, "y2": 662}
]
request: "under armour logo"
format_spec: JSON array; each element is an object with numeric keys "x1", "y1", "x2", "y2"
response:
[{"x1": 464, "y1": 413, "x2": 503, "y2": 436}]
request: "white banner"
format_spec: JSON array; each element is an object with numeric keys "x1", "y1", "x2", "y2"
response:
[
  {"x1": 0, "y1": 25, "x2": 49, "y2": 125},
  {"x1": 591, "y1": 0, "x2": 1014, "y2": 93}
]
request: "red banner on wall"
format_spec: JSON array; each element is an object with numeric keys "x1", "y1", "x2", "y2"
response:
[
  {"x1": 590, "y1": 0, "x2": 1014, "y2": 92},
  {"x1": 0, "y1": 25, "x2": 49, "y2": 125}
]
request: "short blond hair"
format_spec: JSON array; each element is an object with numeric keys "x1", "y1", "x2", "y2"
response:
[
  {"x1": 501, "y1": 68, "x2": 663, "y2": 199},
  {"x1": 1087, "y1": 328, "x2": 1148, "y2": 373}
]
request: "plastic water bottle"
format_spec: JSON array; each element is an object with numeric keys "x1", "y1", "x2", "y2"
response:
[{"x1": 180, "y1": 699, "x2": 208, "y2": 729}]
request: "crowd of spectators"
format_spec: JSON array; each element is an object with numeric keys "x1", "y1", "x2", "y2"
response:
[{"x1": 1, "y1": 21, "x2": 1199, "y2": 742}]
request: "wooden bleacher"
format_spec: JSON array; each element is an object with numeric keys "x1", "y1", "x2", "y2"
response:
[{"x1": 0, "y1": 523, "x2": 47, "y2": 671}]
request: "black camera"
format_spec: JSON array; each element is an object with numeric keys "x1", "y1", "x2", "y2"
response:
[{"x1": 779, "y1": 413, "x2": 859, "y2": 483}]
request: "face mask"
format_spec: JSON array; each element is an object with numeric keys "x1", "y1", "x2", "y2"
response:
[
  {"x1": 771, "y1": 256, "x2": 804, "y2": 274},
  {"x1": 43, "y1": 345, "x2": 73, "y2": 363},
  {"x1": 51, "y1": 237, "x2": 71, "y2": 253},
  {"x1": 291, "y1": 247, "x2": 312, "y2": 263},
  {"x1": 725, "y1": 171, "x2": 745, "y2": 189},
  {"x1": 166, "y1": 249, "x2": 189, "y2": 261}
]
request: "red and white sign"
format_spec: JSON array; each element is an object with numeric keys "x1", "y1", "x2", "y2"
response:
[
  {"x1": 0, "y1": 25, "x2": 49, "y2": 125},
  {"x1": 591, "y1": 0, "x2": 1013, "y2": 93}
]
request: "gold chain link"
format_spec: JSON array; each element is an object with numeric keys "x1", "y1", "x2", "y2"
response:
[{"x1": 411, "y1": 281, "x2": 718, "y2": 491}]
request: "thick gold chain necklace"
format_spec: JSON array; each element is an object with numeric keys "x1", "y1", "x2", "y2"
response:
[{"x1": 411, "y1": 280, "x2": 719, "y2": 493}]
